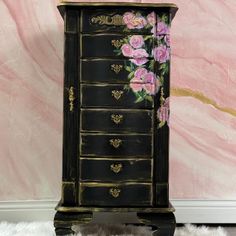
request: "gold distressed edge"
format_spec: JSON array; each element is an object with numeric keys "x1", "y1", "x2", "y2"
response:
[
  {"x1": 61, "y1": 182, "x2": 76, "y2": 205},
  {"x1": 79, "y1": 182, "x2": 153, "y2": 206},
  {"x1": 79, "y1": 158, "x2": 153, "y2": 182},
  {"x1": 55, "y1": 206, "x2": 175, "y2": 213},
  {"x1": 79, "y1": 157, "x2": 152, "y2": 161},
  {"x1": 58, "y1": 1, "x2": 178, "y2": 9},
  {"x1": 80, "y1": 133, "x2": 152, "y2": 136},
  {"x1": 79, "y1": 156, "x2": 152, "y2": 159},
  {"x1": 81, "y1": 33, "x2": 155, "y2": 36},
  {"x1": 79, "y1": 182, "x2": 152, "y2": 187},
  {"x1": 80, "y1": 108, "x2": 153, "y2": 112}
]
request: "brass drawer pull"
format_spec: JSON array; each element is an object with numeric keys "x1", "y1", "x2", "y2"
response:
[
  {"x1": 109, "y1": 188, "x2": 121, "y2": 198},
  {"x1": 68, "y1": 86, "x2": 75, "y2": 112},
  {"x1": 109, "y1": 139, "x2": 122, "y2": 148},
  {"x1": 111, "y1": 114, "x2": 123, "y2": 124},
  {"x1": 111, "y1": 90, "x2": 123, "y2": 100},
  {"x1": 110, "y1": 163, "x2": 123, "y2": 174},
  {"x1": 111, "y1": 64, "x2": 123, "y2": 74},
  {"x1": 111, "y1": 39, "x2": 123, "y2": 49}
]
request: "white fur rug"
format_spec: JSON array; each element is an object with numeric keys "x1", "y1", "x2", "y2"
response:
[{"x1": 0, "y1": 222, "x2": 228, "y2": 236}]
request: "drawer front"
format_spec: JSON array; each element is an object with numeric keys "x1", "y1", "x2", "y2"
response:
[
  {"x1": 81, "y1": 34, "x2": 153, "y2": 58},
  {"x1": 80, "y1": 134, "x2": 152, "y2": 157},
  {"x1": 80, "y1": 158, "x2": 152, "y2": 182},
  {"x1": 82, "y1": 59, "x2": 131, "y2": 83},
  {"x1": 81, "y1": 8, "x2": 156, "y2": 34},
  {"x1": 81, "y1": 59, "x2": 154, "y2": 84},
  {"x1": 81, "y1": 84, "x2": 154, "y2": 109},
  {"x1": 81, "y1": 109, "x2": 153, "y2": 133},
  {"x1": 79, "y1": 183, "x2": 152, "y2": 206}
]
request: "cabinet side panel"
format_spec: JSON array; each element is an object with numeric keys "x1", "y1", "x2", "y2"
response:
[
  {"x1": 153, "y1": 10, "x2": 171, "y2": 206},
  {"x1": 61, "y1": 8, "x2": 79, "y2": 206}
]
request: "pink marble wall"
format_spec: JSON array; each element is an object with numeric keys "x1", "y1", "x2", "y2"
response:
[{"x1": 0, "y1": 0, "x2": 235, "y2": 201}]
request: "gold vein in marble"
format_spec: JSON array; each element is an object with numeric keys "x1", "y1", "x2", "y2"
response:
[{"x1": 171, "y1": 88, "x2": 236, "y2": 117}]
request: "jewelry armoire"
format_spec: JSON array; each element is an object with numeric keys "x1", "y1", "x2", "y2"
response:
[{"x1": 55, "y1": 2, "x2": 178, "y2": 235}]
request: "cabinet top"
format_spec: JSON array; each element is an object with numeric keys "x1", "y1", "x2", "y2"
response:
[{"x1": 58, "y1": 1, "x2": 178, "y2": 19}]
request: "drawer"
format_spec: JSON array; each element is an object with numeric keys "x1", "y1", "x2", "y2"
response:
[
  {"x1": 80, "y1": 158, "x2": 152, "y2": 182},
  {"x1": 80, "y1": 134, "x2": 152, "y2": 157},
  {"x1": 81, "y1": 59, "x2": 154, "y2": 84},
  {"x1": 81, "y1": 84, "x2": 154, "y2": 109},
  {"x1": 81, "y1": 109, "x2": 153, "y2": 133},
  {"x1": 81, "y1": 8, "x2": 156, "y2": 34},
  {"x1": 79, "y1": 183, "x2": 152, "y2": 206},
  {"x1": 81, "y1": 34, "x2": 153, "y2": 58}
]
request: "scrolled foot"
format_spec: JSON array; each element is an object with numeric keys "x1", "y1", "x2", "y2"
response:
[{"x1": 137, "y1": 212, "x2": 176, "y2": 236}]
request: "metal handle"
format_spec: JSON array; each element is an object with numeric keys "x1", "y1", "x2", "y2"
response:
[
  {"x1": 109, "y1": 188, "x2": 121, "y2": 198},
  {"x1": 110, "y1": 163, "x2": 123, "y2": 174},
  {"x1": 111, "y1": 39, "x2": 123, "y2": 49},
  {"x1": 111, "y1": 90, "x2": 123, "y2": 100},
  {"x1": 111, "y1": 64, "x2": 123, "y2": 74},
  {"x1": 109, "y1": 139, "x2": 122, "y2": 148},
  {"x1": 111, "y1": 114, "x2": 123, "y2": 124},
  {"x1": 68, "y1": 86, "x2": 75, "y2": 112}
]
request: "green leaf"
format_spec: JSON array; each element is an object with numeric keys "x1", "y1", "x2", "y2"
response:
[
  {"x1": 124, "y1": 84, "x2": 130, "y2": 90},
  {"x1": 128, "y1": 71, "x2": 135, "y2": 79},
  {"x1": 145, "y1": 95, "x2": 153, "y2": 102},
  {"x1": 144, "y1": 35, "x2": 153, "y2": 41},
  {"x1": 123, "y1": 28, "x2": 131, "y2": 32},
  {"x1": 123, "y1": 38, "x2": 129, "y2": 44},
  {"x1": 158, "y1": 121, "x2": 166, "y2": 128},
  {"x1": 159, "y1": 63, "x2": 166, "y2": 70},
  {"x1": 125, "y1": 66, "x2": 132, "y2": 72},
  {"x1": 149, "y1": 60, "x2": 155, "y2": 69},
  {"x1": 135, "y1": 96, "x2": 144, "y2": 103},
  {"x1": 159, "y1": 76, "x2": 164, "y2": 85}
]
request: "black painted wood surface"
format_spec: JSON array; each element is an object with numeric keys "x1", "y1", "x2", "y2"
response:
[
  {"x1": 80, "y1": 158, "x2": 152, "y2": 182},
  {"x1": 80, "y1": 134, "x2": 152, "y2": 157},
  {"x1": 81, "y1": 59, "x2": 155, "y2": 84},
  {"x1": 81, "y1": 109, "x2": 153, "y2": 133},
  {"x1": 55, "y1": 3, "x2": 177, "y2": 235},
  {"x1": 81, "y1": 34, "x2": 154, "y2": 58},
  {"x1": 79, "y1": 183, "x2": 152, "y2": 206},
  {"x1": 81, "y1": 8, "x2": 156, "y2": 34},
  {"x1": 81, "y1": 84, "x2": 153, "y2": 109}
]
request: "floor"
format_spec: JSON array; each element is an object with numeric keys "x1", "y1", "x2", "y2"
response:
[
  {"x1": 181, "y1": 225, "x2": 236, "y2": 236},
  {"x1": 219, "y1": 227, "x2": 235, "y2": 235}
]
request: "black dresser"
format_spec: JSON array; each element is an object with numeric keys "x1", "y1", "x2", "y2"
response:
[{"x1": 55, "y1": 2, "x2": 178, "y2": 235}]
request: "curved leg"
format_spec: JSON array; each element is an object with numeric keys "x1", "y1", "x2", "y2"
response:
[
  {"x1": 54, "y1": 211, "x2": 93, "y2": 235},
  {"x1": 137, "y1": 212, "x2": 176, "y2": 236}
]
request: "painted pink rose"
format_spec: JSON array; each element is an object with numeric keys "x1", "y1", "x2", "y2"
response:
[
  {"x1": 153, "y1": 45, "x2": 170, "y2": 63},
  {"x1": 134, "y1": 67, "x2": 148, "y2": 79},
  {"x1": 129, "y1": 35, "x2": 144, "y2": 49},
  {"x1": 123, "y1": 12, "x2": 135, "y2": 28},
  {"x1": 143, "y1": 78, "x2": 160, "y2": 95},
  {"x1": 164, "y1": 34, "x2": 170, "y2": 46},
  {"x1": 131, "y1": 16, "x2": 147, "y2": 29},
  {"x1": 130, "y1": 58, "x2": 148, "y2": 66},
  {"x1": 147, "y1": 12, "x2": 156, "y2": 26},
  {"x1": 123, "y1": 12, "x2": 147, "y2": 29},
  {"x1": 143, "y1": 72, "x2": 156, "y2": 84},
  {"x1": 157, "y1": 97, "x2": 170, "y2": 124},
  {"x1": 156, "y1": 21, "x2": 169, "y2": 35},
  {"x1": 133, "y1": 49, "x2": 149, "y2": 58},
  {"x1": 143, "y1": 84, "x2": 155, "y2": 95},
  {"x1": 121, "y1": 44, "x2": 133, "y2": 57},
  {"x1": 130, "y1": 77, "x2": 143, "y2": 92}
]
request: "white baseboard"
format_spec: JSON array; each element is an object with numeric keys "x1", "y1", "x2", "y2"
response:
[{"x1": 0, "y1": 200, "x2": 236, "y2": 224}]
